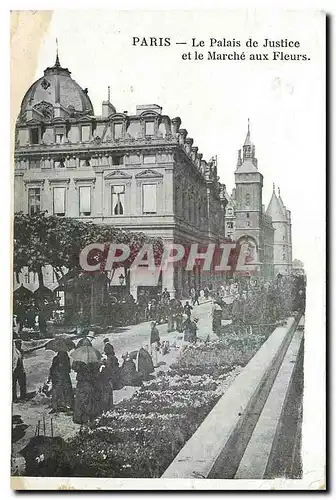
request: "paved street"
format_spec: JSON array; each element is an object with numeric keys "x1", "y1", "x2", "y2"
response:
[
  {"x1": 22, "y1": 299, "x2": 214, "y2": 394},
  {"x1": 12, "y1": 300, "x2": 215, "y2": 470}
]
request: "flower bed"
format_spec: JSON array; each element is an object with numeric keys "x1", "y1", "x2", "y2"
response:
[{"x1": 25, "y1": 327, "x2": 270, "y2": 477}]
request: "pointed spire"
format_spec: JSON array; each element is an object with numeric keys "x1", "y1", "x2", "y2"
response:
[
  {"x1": 244, "y1": 118, "x2": 251, "y2": 146},
  {"x1": 55, "y1": 38, "x2": 60, "y2": 67},
  {"x1": 278, "y1": 187, "x2": 281, "y2": 196},
  {"x1": 273, "y1": 183, "x2": 275, "y2": 193},
  {"x1": 108, "y1": 86, "x2": 111, "y2": 102}
]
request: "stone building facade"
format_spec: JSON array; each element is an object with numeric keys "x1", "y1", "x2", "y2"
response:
[{"x1": 14, "y1": 55, "x2": 228, "y2": 300}]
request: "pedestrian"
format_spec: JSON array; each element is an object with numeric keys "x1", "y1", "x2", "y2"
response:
[
  {"x1": 183, "y1": 301, "x2": 193, "y2": 319},
  {"x1": 103, "y1": 338, "x2": 114, "y2": 356},
  {"x1": 149, "y1": 322, "x2": 160, "y2": 368},
  {"x1": 161, "y1": 288, "x2": 170, "y2": 301},
  {"x1": 48, "y1": 350, "x2": 74, "y2": 414},
  {"x1": 212, "y1": 300, "x2": 222, "y2": 334},
  {"x1": 232, "y1": 294, "x2": 241, "y2": 325},
  {"x1": 192, "y1": 289, "x2": 200, "y2": 306},
  {"x1": 175, "y1": 300, "x2": 184, "y2": 332},
  {"x1": 120, "y1": 353, "x2": 142, "y2": 387},
  {"x1": 102, "y1": 343, "x2": 122, "y2": 390},
  {"x1": 135, "y1": 347, "x2": 154, "y2": 381},
  {"x1": 99, "y1": 359, "x2": 114, "y2": 413},
  {"x1": 189, "y1": 318, "x2": 199, "y2": 344},
  {"x1": 12, "y1": 339, "x2": 27, "y2": 402},
  {"x1": 73, "y1": 362, "x2": 102, "y2": 424}
]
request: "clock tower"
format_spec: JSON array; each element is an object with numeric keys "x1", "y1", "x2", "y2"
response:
[{"x1": 234, "y1": 120, "x2": 264, "y2": 273}]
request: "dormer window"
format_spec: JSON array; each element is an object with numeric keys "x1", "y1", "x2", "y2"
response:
[
  {"x1": 114, "y1": 123, "x2": 123, "y2": 139},
  {"x1": 55, "y1": 126, "x2": 65, "y2": 144},
  {"x1": 30, "y1": 128, "x2": 39, "y2": 145},
  {"x1": 145, "y1": 121, "x2": 155, "y2": 137},
  {"x1": 80, "y1": 125, "x2": 91, "y2": 142}
]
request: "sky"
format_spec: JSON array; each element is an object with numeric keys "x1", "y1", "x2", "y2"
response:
[{"x1": 32, "y1": 10, "x2": 325, "y2": 265}]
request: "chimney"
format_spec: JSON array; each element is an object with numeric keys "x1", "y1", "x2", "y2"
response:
[
  {"x1": 102, "y1": 101, "x2": 116, "y2": 117},
  {"x1": 171, "y1": 117, "x2": 181, "y2": 136}
]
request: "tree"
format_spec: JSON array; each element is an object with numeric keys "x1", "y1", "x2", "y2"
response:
[
  {"x1": 14, "y1": 211, "x2": 164, "y2": 288},
  {"x1": 292, "y1": 259, "x2": 304, "y2": 268}
]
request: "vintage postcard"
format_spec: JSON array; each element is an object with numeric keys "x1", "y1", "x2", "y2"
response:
[{"x1": 10, "y1": 9, "x2": 326, "y2": 490}]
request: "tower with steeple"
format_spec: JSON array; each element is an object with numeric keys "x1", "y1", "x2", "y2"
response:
[
  {"x1": 266, "y1": 185, "x2": 292, "y2": 275},
  {"x1": 233, "y1": 120, "x2": 274, "y2": 277}
]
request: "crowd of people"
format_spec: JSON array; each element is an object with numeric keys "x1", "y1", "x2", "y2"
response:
[
  {"x1": 12, "y1": 273, "x2": 306, "y2": 425},
  {"x1": 12, "y1": 332, "x2": 160, "y2": 424}
]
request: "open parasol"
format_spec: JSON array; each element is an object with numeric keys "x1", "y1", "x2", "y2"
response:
[
  {"x1": 76, "y1": 337, "x2": 92, "y2": 348},
  {"x1": 71, "y1": 345, "x2": 101, "y2": 365},
  {"x1": 45, "y1": 337, "x2": 75, "y2": 352}
]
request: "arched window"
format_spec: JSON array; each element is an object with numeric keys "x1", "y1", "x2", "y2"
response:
[{"x1": 245, "y1": 193, "x2": 251, "y2": 206}]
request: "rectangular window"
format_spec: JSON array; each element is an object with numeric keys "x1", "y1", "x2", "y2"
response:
[
  {"x1": 55, "y1": 128, "x2": 64, "y2": 143},
  {"x1": 53, "y1": 187, "x2": 66, "y2": 216},
  {"x1": 112, "y1": 185, "x2": 125, "y2": 215},
  {"x1": 29, "y1": 159, "x2": 40, "y2": 169},
  {"x1": 142, "y1": 184, "x2": 157, "y2": 214},
  {"x1": 28, "y1": 188, "x2": 41, "y2": 216},
  {"x1": 114, "y1": 123, "x2": 123, "y2": 139},
  {"x1": 80, "y1": 158, "x2": 91, "y2": 168},
  {"x1": 143, "y1": 155, "x2": 156, "y2": 164},
  {"x1": 79, "y1": 186, "x2": 91, "y2": 216},
  {"x1": 81, "y1": 125, "x2": 91, "y2": 142},
  {"x1": 246, "y1": 212, "x2": 250, "y2": 218},
  {"x1": 30, "y1": 128, "x2": 39, "y2": 145},
  {"x1": 54, "y1": 159, "x2": 65, "y2": 168},
  {"x1": 145, "y1": 121, "x2": 155, "y2": 136},
  {"x1": 112, "y1": 155, "x2": 124, "y2": 166}
]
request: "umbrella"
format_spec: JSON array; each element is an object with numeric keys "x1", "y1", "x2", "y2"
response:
[
  {"x1": 76, "y1": 337, "x2": 92, "y2": 348},
  {"x1": 71, "y1": 345, "x2": 101, "y2": 365},
  {"x1": 45, "y1": 337, "x2": 75, "y2": 352}
]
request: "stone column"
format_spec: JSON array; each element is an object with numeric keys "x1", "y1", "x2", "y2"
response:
[
  {"x1": 164, "y1": 166, "x2": 174, "y2": 214},
  {"x1": 94, "y1": 170, "x2": 104, "y2": 217}
]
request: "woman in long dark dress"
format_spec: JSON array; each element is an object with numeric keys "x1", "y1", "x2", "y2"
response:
[
  {"x1": 73, "y1": 362, "x2": 102, "y2": 424},
  {"x1": 99, "y1": 361, "x2": 114, "y2": 413},
  {"x1": 136, "y1": 347, "x2": 154, "y2": 381},
  {"x1": 212, "y1": 300, "x2": 223, "y2": 334},
  {"x1": 48, "y1": 351, "x2": 74, "y2": 414}
]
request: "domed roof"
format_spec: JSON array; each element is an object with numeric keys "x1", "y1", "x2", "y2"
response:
[{"x1": 18, "y1": 54, "x2": 94, "y2": 122}]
